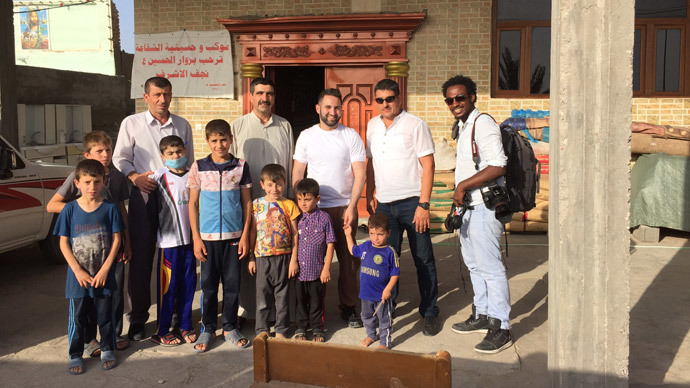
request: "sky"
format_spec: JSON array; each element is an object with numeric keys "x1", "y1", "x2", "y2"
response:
[{"x1": 113, "y1": 0, "x2": 134, "y2": 53}]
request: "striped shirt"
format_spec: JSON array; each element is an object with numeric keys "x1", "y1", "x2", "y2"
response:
[{"x1": 297, "y1": 208, "x2": 336, "y2": 282}]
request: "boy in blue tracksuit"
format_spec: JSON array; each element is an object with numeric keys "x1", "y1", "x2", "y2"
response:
[
  {"x1": 187, "y1": 119, "x2": 252, "y2": 352},
  {"x1": 344, "y1": 213, "x2": 400, "y2": 349}
]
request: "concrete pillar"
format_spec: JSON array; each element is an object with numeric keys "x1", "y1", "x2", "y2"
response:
[
  {"x1": 0, "y1": 0, "x2": 18, "y2": 147},
  {"x1": 548, "y1": 1, "x2": 632, "y2": 386}
]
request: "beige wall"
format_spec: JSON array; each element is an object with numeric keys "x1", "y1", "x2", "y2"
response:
[{"x1": 133, "y1": 0, "x2": 690, "y2": 156}]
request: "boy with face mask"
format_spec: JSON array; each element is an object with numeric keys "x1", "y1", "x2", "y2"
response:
[{"x1": 148, "y1": 135, "x2": 198, "y2": 346}]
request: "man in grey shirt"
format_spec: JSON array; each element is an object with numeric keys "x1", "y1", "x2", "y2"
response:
[{"x1": 231, "y1": 77, "x2": 294, "y2": 324}]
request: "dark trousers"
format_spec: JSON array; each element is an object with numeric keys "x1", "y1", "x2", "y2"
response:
[
  {"x1": 200, "y1": 240, "x2": 241, "y2": 333},
  {"x1": 156, "y1": 244, "x2": 197, "y2": 336},
  {"x1": 323, "y1": 206, "x2": 360, "y2": 310},
  {"x1": 85, "y1": 260, "x2": 125, "y2": 342},
  {"x1": 68, "y1": 295, "x2": 114, "y2": 360},
  {"x1": 255, "y1": 254, "x2": 290, "y2": 335},
  {"x1": 127, "y1": 187, "x2": 158, "y2": 325},
  {"x1": 361, "y1": 298, "x2": 393, "y2": 348},
  {"x1": 377, "y1": 196, "x2": 440, "y2": 318},
  {"x1": 296, "y1": 279, "x2": 325, "y2": 331}
]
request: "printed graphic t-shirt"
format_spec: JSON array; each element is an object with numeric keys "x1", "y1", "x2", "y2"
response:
[
  {"x1": 54, "y1": 200, "x2": 123, "y2": 298},
  {"x1": 252, "y1": 197, "x2": 300, "y2": 257}
]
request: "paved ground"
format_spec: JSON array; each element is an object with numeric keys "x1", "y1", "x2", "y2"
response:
[{"x1": 0, "y1": 230, "x2": 688, "y2": 387}]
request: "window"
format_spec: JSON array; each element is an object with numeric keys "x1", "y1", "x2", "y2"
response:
[
  {"x1": 492, "y1": 0, "x2": 690, "y2": 97},
  {"x1": 493, "y1": 0, "x2": 551, "y2": 98}
]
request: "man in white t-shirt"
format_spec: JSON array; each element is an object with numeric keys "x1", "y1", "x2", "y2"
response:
[
  {"x1": 365, "y1": 79, "x2": 440, "y2": 336},
  {"x1": 292, "y1": 88, "x2": 366, "y2": 328}
]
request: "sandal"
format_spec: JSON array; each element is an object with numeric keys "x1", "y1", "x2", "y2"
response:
[
  {"x1": 85, "y1": 339, "x2": 101, "y2": 358},
  {"x1": 116, "y1": 338, "x2": 131, "y2": 351},
  {"x1": 225, "y1": 329, "x2": 251, "y2": 348},
  {"x1": 294, "y1": 329, "x2": 307, "y2": 340},
  {"x1": 150, "y1": 332, "x2": 182, "y2": 346},
  {"x1": 68, "y1": 357, "x2": 84, "y2": 375},
  {"x1": 312, "y1": 329, "x2": 326, "y2": 343},
  {"x1": 100, "y1": 350, "x2": 118, "y2": 370},
  {"x1": 194, "y1": 332, "x2": 216, "y2": 353},
  {"x1": 182, "y1": 329, "x2": 197, "y2": 344}
]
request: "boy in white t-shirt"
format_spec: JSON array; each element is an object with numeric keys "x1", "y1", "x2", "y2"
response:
[{"x1": 149, "y1": 135, "x2": 197, "y2": 346}]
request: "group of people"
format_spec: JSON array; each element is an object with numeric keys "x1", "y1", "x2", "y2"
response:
[{"x1": 53, "y1": 73, "x2": 514, "y2": 375}]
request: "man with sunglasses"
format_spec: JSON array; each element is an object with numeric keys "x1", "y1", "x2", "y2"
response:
[
  {"x1": 444, "y1": 75, "x2": 512, "y2": 354},
  {"x1": 365, "y1": 79, "x2": 440, "y2": 337}
]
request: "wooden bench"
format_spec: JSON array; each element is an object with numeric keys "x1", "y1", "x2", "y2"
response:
[{"x1": 252, "y1": 332, "x2": 451, "y2": 387}]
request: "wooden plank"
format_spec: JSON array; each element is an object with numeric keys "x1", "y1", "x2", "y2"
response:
[{"x1": 257, "y1": 336, "x2": 451, "y2": 387}]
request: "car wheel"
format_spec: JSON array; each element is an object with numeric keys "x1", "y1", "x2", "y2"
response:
[{"x1": 39, "y1": 215, "x2": 65, "y2": 265}]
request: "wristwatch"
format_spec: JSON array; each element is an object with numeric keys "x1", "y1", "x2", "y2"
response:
[{"x1": 418, "y1": 202, "x2": 430, "y2": 210}]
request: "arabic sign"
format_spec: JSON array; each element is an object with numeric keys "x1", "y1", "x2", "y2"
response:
[{"x1": 131, "y1": 30, "x2": 234, "y2": 99}]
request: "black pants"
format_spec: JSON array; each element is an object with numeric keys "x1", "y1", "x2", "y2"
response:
[
  {"x1": 127, "y1": 187, "x2": 158, "y2": 325},
  {"x1": 296, "y1": 279, "x2": 325, "y2": 331},
  {"x1": 255, "y1": 254, "x2": 290, "y2": 335},
  {"x1": 200, "y1": 240, "x2": 241, "y2": 333},
  {"x1": 68, "y1": 295, "x2": 114, "y2": 360}
]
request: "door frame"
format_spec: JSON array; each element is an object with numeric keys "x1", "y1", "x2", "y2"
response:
[{"x1": 219, "y1": 12, "x2": 426, "y2": 114}]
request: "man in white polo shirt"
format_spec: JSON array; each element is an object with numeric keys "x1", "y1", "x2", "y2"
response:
[
  {"x1": 113, "y1": 76, "x2": 194, "y2": 341},
  {"x1": 292, "y1": 88, "x2": 366, "y2": 328},
  {"x1": 365, "y1": 78, "x2": 440, "y2": 336}
]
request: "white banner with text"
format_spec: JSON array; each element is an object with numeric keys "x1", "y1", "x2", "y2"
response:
[{"x1": 131, "y1": 30, "x2": 233, "y2": 98}]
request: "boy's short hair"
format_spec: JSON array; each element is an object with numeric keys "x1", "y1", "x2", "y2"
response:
[
  {"x1": 374, "y1": 79, "x2": 400, "y2": 96},
  {"x1": 75, "y1": 159, "x2": 106, "y2": 180},
  {"x1": 368, "y1": 213, "x2": 390, "y2": 232},
  {"x1": 83, "y1": 130, "x2": 113, "y2": 153},
  {"x1": 159, "y1": 135, "x2": 185, "y2": 154},
  {"x1": 261, "y1": 163, "x2": 286, "y2": 183},
  {"x1": 295, "y1": 178, "x2": 320, "y2": 197},
  {"x1": 205, "y1": 119, "x2": 232, "y2": 139}
]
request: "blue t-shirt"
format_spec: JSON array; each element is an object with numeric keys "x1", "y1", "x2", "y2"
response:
[
  {"x1": 53, "y1": 200, "x2": 123, "y2": 298},
  {"x1": 352, "y1": 241, "x2": 400, "y2": 302}
]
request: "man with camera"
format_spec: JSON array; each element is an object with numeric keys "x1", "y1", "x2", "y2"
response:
[{"x1": 444, "y1": 75, "x2": 512, "y2": 354}]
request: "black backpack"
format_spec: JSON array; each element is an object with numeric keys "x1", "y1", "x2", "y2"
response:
[{"x1": 463, "y1": 114, "x2": 541, "y2": 214}]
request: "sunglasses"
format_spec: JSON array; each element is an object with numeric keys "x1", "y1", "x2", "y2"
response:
[
  {"x1": 444, "y1": 94, "x2": 467, "y2": 106},
  {"x1": 375, "y1": 95, "x2": 397, "y2": 104}
]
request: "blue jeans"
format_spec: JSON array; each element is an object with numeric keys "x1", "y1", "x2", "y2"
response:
[
  {"x1": 458, "y1": 203, "x2": 511, "y2": 329},
  {"x1": 376, "y1": 197, "x2": 439, "y2": 318}
]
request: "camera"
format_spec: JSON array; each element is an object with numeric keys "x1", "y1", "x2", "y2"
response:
[
  {"x1": 480, "y1": 181, "x2": 513, "y2": 224},
  {"x1": 444, "y1": 192, "x2": 471, "y2": 231}
]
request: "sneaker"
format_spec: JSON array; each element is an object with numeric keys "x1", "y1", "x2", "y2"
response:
[
  {"x1": 451, "y1": 313, "x2": 489, "y2": 334},
  {"x1": 422, "y1": 316, "x2": 439, "y2": 336},
  {"x1": 127, "y1": 323, "x2": 146, "y2": 341},
  {"x1": 474, "y1": 317, "x2": 513, "y2": 354},
  {"x1": 341, "y1": 306, "x2": 363, "y2": 328}
]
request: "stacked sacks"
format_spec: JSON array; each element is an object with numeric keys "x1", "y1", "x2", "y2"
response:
[
  {"x1": 506, "y1": 176, "x2": 549, "y2": 232},
  {"x1": 430, "y1": 170, "x2": 455, "y2": 233}
]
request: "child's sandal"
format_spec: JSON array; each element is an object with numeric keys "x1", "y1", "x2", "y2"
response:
[
  {"x1": 294, "y1": 329, "x2": 307, "y2": 340},
  {"x1": 312, "y1": 329, "x2": 325, "y2": 342}
]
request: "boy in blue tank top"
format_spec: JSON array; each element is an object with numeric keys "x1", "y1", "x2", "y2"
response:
[{"x1": 344, "y1": 213, "x2": 399, "y2": 349}]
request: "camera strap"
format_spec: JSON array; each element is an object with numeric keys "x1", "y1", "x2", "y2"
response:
[{"x1": 470, "y1": 113, "x2": 497, "y2": 171}]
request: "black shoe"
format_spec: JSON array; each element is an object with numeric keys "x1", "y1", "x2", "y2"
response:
[
  {"x1": 128, "y1": 323, "x2": 146, "y2": 341},
  {"x1": 422, "y1": 316, "x2": 439, "y2": 336},
  {"x1": 451, "y1": 305, "x2": 489, "y2": 334},
  {"x1": 474, "y1": 317, "x2": 513, "y2": 354},
  {"x1": 341, "y1": 306, "x2": 363, "y2": 328}
]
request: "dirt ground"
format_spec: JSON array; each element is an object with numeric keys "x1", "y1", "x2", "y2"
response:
[{"x1": 0, "y1": 231, "x2": 688, "y2": 387}]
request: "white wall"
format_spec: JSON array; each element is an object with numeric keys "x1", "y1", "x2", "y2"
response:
[{"x1": 13, "y1": 0, "x2": 115, "y2": 75}]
